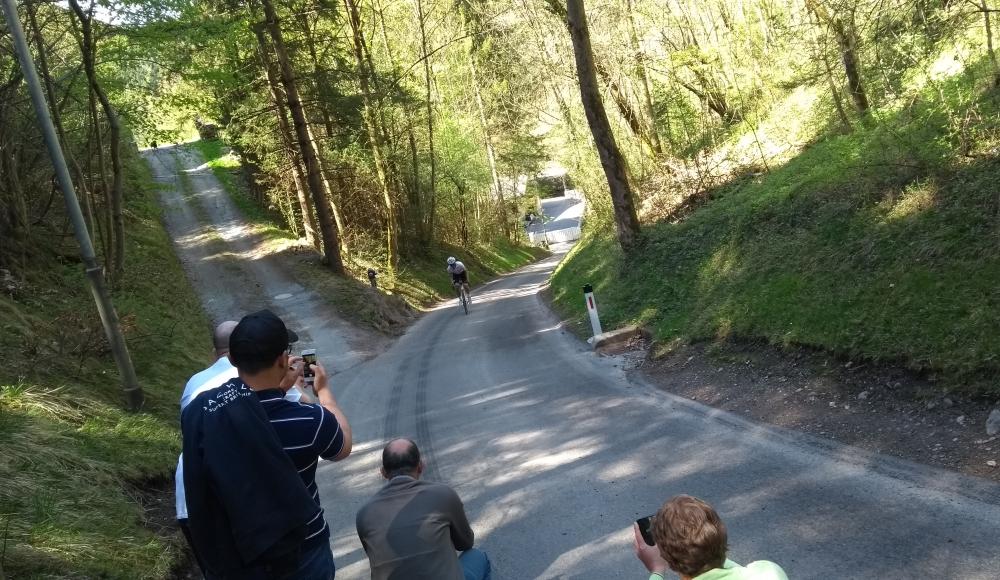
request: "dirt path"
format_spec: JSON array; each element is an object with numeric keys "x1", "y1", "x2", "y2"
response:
[{"x1": 145, "y1": 145, "x2": 387, "y2": 370}]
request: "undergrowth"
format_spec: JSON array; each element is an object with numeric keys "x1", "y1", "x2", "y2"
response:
[{"x1": 0, "y1": 149, "x2": 211, "y2": 578}]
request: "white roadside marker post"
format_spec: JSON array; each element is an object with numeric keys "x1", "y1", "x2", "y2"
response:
[{"x1": 583, "y1": 283, "x2": 602, "y2": 342}]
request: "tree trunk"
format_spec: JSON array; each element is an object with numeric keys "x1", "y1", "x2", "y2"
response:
[
  {"x1": 545, "y1": 0, "x2": 656, "y2": 150},
  {"x1": 566, "y1": 0, "x2": 642, "y2": 252},
  {"x1": 88, "y1": 89, "x2": 113, "y2": 268},
  {"x1": 626, "y1": 0, "x2": 664, "y2": 156},
  {"x1": 252, "y1": 24, "x2": 318, "y2": 249},
  {"x1": 823, "y1": 52, "x2": 852, "y2": 132},
  {"x1": 836, "y1": 21, "x2": 869, "y2": 115},
  {"x1": 806, "y1": 0, "x2": 870, "y2": 115},
  {"x1": 307, "y1": 123, "x2": 349, "y2": 257},
  {"x1": 982, "y1": 0, "x2": 1000, "y2": 85},
  {"x1": 345, "y1": 0, "x2": 399, "y2": 269},
  {"x1": 377, "y1": 1, "x2": 424, "y2": 246},
  {"x1": 296, "y1": 12, "x2": 337, "y2": 139},
  {"x1": 467, "y1": 52, "x2": 507, "y2": 239},
  {"x1": 29, "y1": 5, "x2": 94, "y2": 237},
  {"x1": 1, "y1": 145, "x2": 30, "y2": 246},
  {"x1": 259, "y1": 0, "x2": 345, "y2": 273},
  {"x1": 415, "y1": 0, "x2": 437, "y2": 247},
  {"x1": 69, "y1": 0, "x2": 125, "y2": 279}
]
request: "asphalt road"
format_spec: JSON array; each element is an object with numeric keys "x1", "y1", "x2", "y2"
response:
[
  {"x1": 317, "y1": 247, "x2": 1000, "y2": 579},
  {"x1": 527, "y1": 195, "x2": 584, "y2": 235}
]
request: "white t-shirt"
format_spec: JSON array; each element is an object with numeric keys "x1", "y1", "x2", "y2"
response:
[
  {"x1": 447, "y1": 261, "x2": 466, "y2": 275},
  {"x1": 175, "y1": 356, "x2": 238, "y2": 520}
]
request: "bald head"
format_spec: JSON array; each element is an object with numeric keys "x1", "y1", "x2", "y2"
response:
[
  {"x1": 382, "y1": 438, "x2": 422, "y2": 480},
  {"x1": 212, "y1": 321, "x2": 239, "y2": 355}
]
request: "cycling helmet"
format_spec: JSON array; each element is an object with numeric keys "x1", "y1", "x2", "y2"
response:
[{"x1": 447, "y1": 257, "x2": 456, "y2": 265}]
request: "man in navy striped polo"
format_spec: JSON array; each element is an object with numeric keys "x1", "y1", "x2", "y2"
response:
[{"x1": 229, "y1": 309, "x2": 353, "y2": 578}]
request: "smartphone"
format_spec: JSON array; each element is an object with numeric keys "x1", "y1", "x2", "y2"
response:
[
  {"x1": 636, "y1": 514, "x2": 656, "y2": 547},
  {"x1": 301, "y1": 349, "x2": 317, "y2": 384}
]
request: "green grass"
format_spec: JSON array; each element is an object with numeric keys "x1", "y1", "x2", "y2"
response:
[
  {"x1": 551, "y1": 59, "x2": 1000, "y2": 393},
  {"x1": 0, "y1": 150, "x2": 212, "y2": 578}
]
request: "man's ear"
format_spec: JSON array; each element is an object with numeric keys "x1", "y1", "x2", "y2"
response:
[
  {"x1": 416, "y1": 460, "x2": 425, "y2": 476},
  {"x1": 227, "y1": 353, "x2": 235, "y2": 366},
  {"x1": 380, "y1": 467, "x2": 389, "y2": 480}
]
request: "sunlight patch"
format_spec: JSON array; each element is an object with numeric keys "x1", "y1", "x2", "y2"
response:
[{"x1": 884, "y1": 181, "x2": 937, "y2": 222}]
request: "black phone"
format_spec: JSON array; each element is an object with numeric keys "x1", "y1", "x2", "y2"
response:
[
  {"x1": 301, "y1": 349, "x2": 317, "y2": 383},
  {"x1": 636, "y1": 514, "x2": 656, "y2": 546}
]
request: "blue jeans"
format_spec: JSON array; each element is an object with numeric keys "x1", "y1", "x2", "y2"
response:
[
  {"x1": 296, "y1": 539, "x2": 336, "y2": 579},
  {"x1": 459, "y1": 548, "x2": 492, "y2": 580}
]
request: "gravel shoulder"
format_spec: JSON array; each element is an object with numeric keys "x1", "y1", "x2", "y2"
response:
[{"x1": 615, "y1": 338, "x2": 1000, "y2": 483}]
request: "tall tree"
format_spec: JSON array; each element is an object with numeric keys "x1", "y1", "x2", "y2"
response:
[
  {"x1": 344, "y1": 0, "x2": 399, "y2": 269},
  {"x1": 258, "y1": 0, "x2": 345, "y2": 272},
  {"x1": 414, "y1": 0, "x2": 438, "y2": 246},
  {"x1": 566, "y1": 0, "x2": 642, "y2": 251},
  {"x1": 252, "y1": 23, "x2": 319, "y2": 249},
  {"x1": 68, "y1": 0, "x2": 126, "y2": 280},
  {"x1": 545, "y1": 0, "x2": 660, "y2": 154},
  {"x1": 457, "y1": 0, "x2": 507, "y2": 239},
  {"x1": 806, "y1": 0, "x2": 870, "y2": 116},
  {"x1": 625, "y1": 0, "x2": 663, "y2": 156},
  {"x1": 376, "y1": 0, "x2": 425, "y2": 246}
]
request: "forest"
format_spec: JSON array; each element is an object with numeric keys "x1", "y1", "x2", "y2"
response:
[
  {"x1": 4, "y1": 0, "x2": 1000, "y2": 577},
  {"x1": 6, "y1": 0, "x2": 1000, "y2": 284}
]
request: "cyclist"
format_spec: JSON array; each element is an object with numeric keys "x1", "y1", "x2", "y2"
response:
[{"x1": 447, "y1": 257, "x2": 470, "y2": 301}]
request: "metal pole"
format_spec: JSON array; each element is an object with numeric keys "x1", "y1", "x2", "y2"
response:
[{"x1": 1, "y1": 0, "x2": 143, "y2": 411}]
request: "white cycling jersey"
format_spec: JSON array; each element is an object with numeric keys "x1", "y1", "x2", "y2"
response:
[{"x1": 447, "y1": 261, "x2": 467, "y2": 275}]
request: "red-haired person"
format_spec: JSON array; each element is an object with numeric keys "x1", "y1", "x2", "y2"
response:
[{"x1": 633, "y1": 495, "x2": 788, "y2": 580}]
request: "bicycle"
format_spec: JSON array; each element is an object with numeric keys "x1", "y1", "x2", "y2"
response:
[{"x1": 454, "y1": 281, "x2": 470, "y2": 315}]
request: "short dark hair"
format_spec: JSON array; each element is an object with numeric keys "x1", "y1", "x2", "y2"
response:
[
  {"x1": 652, "y1": 495, "x2": 728, "y2": 577},
  {"x1": 382, "y1": 439, "x2": 421, "y2": 478},
  {"x1": 229, "y1": 310, "x2": 297, "y2": 375}
]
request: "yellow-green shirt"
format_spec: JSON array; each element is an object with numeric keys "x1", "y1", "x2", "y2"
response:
[{"x1": 649, "y1": 559, "x2": 788, "y2": 580}]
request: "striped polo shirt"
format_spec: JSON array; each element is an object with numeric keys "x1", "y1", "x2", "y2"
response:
[{"x1": 256, "y1": 388, "x2": 345, "y2": 546}]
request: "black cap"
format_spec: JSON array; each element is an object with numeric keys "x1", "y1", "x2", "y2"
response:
[{"x1": 229, "y1": 309, "x2": 299, "y2": 372}]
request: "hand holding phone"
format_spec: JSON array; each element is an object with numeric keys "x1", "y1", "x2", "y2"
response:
[
  {"x1": 301, "y1": 349, "x2": 317, "y2": 385},
  {"x1": 636, "y1": 515, "x2": 656, "y2": 546},
  {"x1": 632, "y1": 517, "x2": 668, "y2": 575},
  {"x1": 279, "y1": 355, "x2": 303, "y2": 391}
]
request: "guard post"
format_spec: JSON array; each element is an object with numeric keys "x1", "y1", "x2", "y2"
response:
[{"x1": 583, "y1": 283, "x2": 602, "y2": 340}]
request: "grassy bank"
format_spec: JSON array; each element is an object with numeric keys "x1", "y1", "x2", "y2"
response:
[
  {"x1": 190, "y1": 139, "x2": 547, "y2": 332},
  {"x1": 0, "y1": 151, "x2": 211, "y2": 578},
  {"x1": 552, "y1": 61, "x2": 1000, "y2": 393}
]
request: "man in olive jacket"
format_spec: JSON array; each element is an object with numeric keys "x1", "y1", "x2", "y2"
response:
[{"x1": 355, "y1": 439, "x2": 491, "y2": 580}]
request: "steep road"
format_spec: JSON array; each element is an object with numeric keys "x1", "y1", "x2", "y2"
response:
[
  {"x1": 145, "y1": 145, "x2": 383, "y2": 370},
  {"x1": 318, "y1": 248, "x2": 1000, "y2": 579},
  {"x1": 147, "y1": 146, "x2": 1000, "y2": 578}
]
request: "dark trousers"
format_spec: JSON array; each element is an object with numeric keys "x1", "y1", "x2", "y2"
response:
[
  {"x1": 181, "y1": 519, "x2": 335, "y2": 580},
  {"x1": 179, "y1": 518, "x2": 209, "y2": 577}
]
